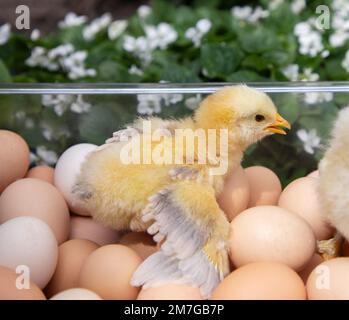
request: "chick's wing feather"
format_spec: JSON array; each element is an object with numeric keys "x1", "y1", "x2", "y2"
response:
[{"x1": 131, "y1": 180, "x2": 230, "y2": 298}]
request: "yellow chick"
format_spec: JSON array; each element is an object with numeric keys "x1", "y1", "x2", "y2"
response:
[
  {"x1": 317, "y1": 106, "x2": 349, "y2": 259},
  {"x1": 73, "y1": 85, "x2": 290, "y2": 298}
]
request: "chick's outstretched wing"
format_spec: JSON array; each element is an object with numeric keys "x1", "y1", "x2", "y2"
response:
[{"x1": 130, "y1": 180, "x2": 230, "y2": 298}]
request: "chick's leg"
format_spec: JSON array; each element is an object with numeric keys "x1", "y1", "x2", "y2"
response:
[{"x1": 317, "y1": 232, "x2": 343, "y2": 260}]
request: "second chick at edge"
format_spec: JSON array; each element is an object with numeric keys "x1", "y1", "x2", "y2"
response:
[{"x1": 73, "y1": 85, "x2": 291, "y2": 298}]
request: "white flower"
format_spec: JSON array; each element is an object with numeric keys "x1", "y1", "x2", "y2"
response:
[
  {"x1": 185, "y1": 94, "x2": 202, "y2": 110},
  {"x1": 330, "y1": 31, "x2": 349, "y2": 47},
  {"x1": 282, "y1": 65, "x2": 320, "y2": 82},
  {"x1": 137, "y1": 94, "x2": 162, "y2": 115},
  {"x1": 36, "y1": 146, "x2": 58, "y2": 165},
  {"x1": 232, "y1": 6, "x2": 253, "y2": 20},
  {"x1": 70, "y1": 95, "x2": 91, "y2": 114},
  {"x1": 48, "y1": 43, "x2": 74, "y2": 59},
  {"x1": 291, "y1": 0, "x2": 306, "y2": 14},
  {"x1": 138, "y1": 5, "x2": 152, "y2": 19},
  {"x1": 108, "y1": 20, "x2": 128, "y2": 40},
  {"x1": 42, "y1": 94, "x2": 91, "y2": 115},
  {"x1": 162, "y1": 93, "x2": 183, "y2": 106},
  {"x1": 185, "y1": 19, "x2": 212, "y2": 47},
  {"x1": 83, "y1": 13, "x2": 112, "y2": 41},
  {"x1": 269, "y1": 0, "x2": 284, "y2": 10},
  {"x1": 58, "y1": 12, "x2": 87, "y2": 28},
  {"x1": 304, "y1": 92, "x2": 333, "y2": 104},
  {"x1": 301, "y1": 68, "x2": 320, "y2": 81},
  {"x1": 26, "y1": 46, "x2": 59, "y2": 71},
  {"x1": 232, "y1": 6, "x2": 269, "y2": 23},
  {"x1": 30, "y1": 29, "x2": 40, "y2": 41},
  {"x1": 282, "y1": 64, "x2": 299, "y2": 81},
  {"x1": 144, "y1": 23, "x2": 177, "y2": 50},
  {"x1": 129, "y1": 65, "x2": 144, "y2": 76},
  {"x1": 42, "y1": 94, "x2": 74, "y2": 116},
  {"x1": 27, "y1": 44, "x2": 96, "y2": 79},
  {"x1": 0, "y1": 23, "x2": 10, "y2": 45},
  {"x1": 123, "y1": 22, "x2": 177, "y2": 64},
  {"x1": 123, "y1": 35, "x2": 152, "y2": 64},
  {"x1": 297, "y1": 129, "x2": 321, "y2": 154},
  {"x1": 294, "y1": 20, "x2": 326, "y2": 57},
  {"x1": 137, "y1": 92, "x2": 183, "y2": 115},
  {"x1": 60, "y1": 50, "x2": 96, "y2": 80}
]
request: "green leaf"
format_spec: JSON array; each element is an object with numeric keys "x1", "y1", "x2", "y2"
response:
[
  {"x1": 271, "y1": 92, "x2": 301, "y2": 125},
  {"x1": 0, "y1": 59, "x2": 12, "y2": 82},
  {"x1": 161, "y1": 62, "x2": 200, "y2": 82},
  {"x1": 200, "y1": 43, "x2": 243, "y2": 79},
  {"x1": 226, "y1": 70, "x2": 265, "y2": 82},
  {"x1": 238, "y1": 27, "x2": 279, "y2": 54},
  {"x1": 97, "y1": 60, "x2": 134, "y2": 82}
]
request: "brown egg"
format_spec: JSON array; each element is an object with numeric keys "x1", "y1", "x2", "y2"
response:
[
  {"x1": 299, "y1": 253, "x2": 323, "y2": 283},
  {"x1": 307, "y1": 258, "x2": 349, "y2": 299},
  {"x1": 26, "y1": 166, "x2": 55, "y2": 184},
  {"x1": 50, "y1": 288, "x2": 102, "y2": 300},
  {"x1": 0, "y1": 265, "x2": 46, "y2": 300},
  {"x1": 137, "y1": 284, "x2": 202, "y2": 300},
  {"x1": 78, "y1": 244, "x2": 142, "y2": 299},
  {"x1": 307, "y1": 170, "x2": 319, "y2": 178},
  {"x1": 69, "y1": 216, "x2": 120, "y2": 246},
  {"x1": 119, "y1": 232, "x2": 158, "y2": 260},
  {"x1": 0, "y1": 130, "x2": 30, "y2": 193},
  {"x1": 0, "y1": 178, "x2": 70, "y2": 244},
  {"x1": 211, "y1": 262, "x2": 306, "y2": 300},
  {"x1": 245, "y1": 166, "x2": 282, "y2": 207},
  {"x1": 229, "y1": 206, "x2": 316, "y2": 271},
  {"x1": 278, "y1": 177, "x2": 334, "y2": 240},
  {"x1": 217, "y1": 166, "x2": 250, "y2": 221},
  {"x1": 45, "y1": 239, "x2": 99, "y2": 298}
]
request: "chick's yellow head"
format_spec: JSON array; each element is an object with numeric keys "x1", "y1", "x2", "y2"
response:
[{"x1": 195, "y1": 85, "x2": 290, "y2": 146}]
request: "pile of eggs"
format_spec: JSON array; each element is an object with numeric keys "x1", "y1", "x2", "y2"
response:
[{"x1": 0, "y1": 129, "x2": 348, "y2": 300}]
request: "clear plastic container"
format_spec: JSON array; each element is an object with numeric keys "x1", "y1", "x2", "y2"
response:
[{"x1": 0, "y1": 82, "x2": 347, "y2": 185}]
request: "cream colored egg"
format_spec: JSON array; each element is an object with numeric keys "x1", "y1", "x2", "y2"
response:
[
  {"x1": 45, "y1": 239, "x2": 99, "y2": 298},
  {"x1": 119, "y1": 232, "x2": 158, "y2": 260},
  {"x1": 26, "y1": 166, "x2": 55, "y2": 184},
  {"x1": 78, "y1": 244, "x2": 142, "y2": 299},
  {"x1": 0, "y1": 266, "x2": 46, "y2": 300},
  {"x1": 217, "y1": 166, "x2": 250, "y2": 221},
  {"x1": 307, "y1": 258, "x2": 349, "y2": 299},
  {"x1": 69, "y1": 216, "x2": 120, "y2": 246},
  {"x1": 0, "y1": 130, "x2": 30, "y2": 193},
  {"x1": 137, "y1": 284, "x2": 202, "y2": 300},
  {"x1": 245, "y1": 166, "x2": 282, "y2": 207},
  {"x1": 229, "y1": 206, "x2": 316, "y2": 271},
  {"x1": 50, "y1": 288, "x2": 102, "y2": 300},
  {"x1": 0, "y1": 178, "x2": 70, "y2": 244},
  {"x1": 212, "y1": 262, "x2": 306, "y2": 300},
  {"x1": 54, "y1": 143, "x2": 97, "y2": 216},
  {"x1": 0, "y1": 217, "x2": 58, "y2": 288},
  {"x1": 299, "y1": 253, "x2": 323, "y2": 283},
  {"x1": 307, "y1": 170, "x2": 319, "y2": 178},
  {"x1": 278, "y1": 177, "x2": 334, "y2": 240}
]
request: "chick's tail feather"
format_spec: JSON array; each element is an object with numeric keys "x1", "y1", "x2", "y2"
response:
[{"x1": 130, "y1": 180, "x2": 230, "y2": 299}]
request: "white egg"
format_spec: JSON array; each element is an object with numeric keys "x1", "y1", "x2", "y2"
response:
[
  {"x1": 54, "y1": 143, "x2": 97, "y2": 216},
  {"x1": 0, "y1": 216, "x2": 58, "y2": 288}
]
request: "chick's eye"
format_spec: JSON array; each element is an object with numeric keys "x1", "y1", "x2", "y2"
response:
[{"x1": 255, "y1": 114, "x2": 265, "y2": 122}]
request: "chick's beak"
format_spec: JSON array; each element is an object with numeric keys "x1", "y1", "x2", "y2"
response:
[{"x1": 265, "y1": 113, "x2": 291, "y2": 135}]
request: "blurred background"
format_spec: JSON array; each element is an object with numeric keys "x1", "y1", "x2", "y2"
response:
[{"x1": 0, "y1": 0, "x2": 347, "y2": 185}]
